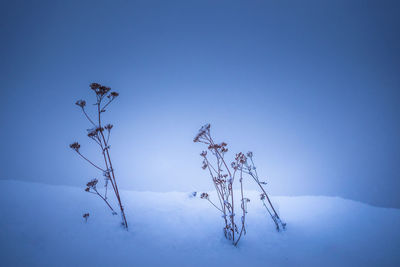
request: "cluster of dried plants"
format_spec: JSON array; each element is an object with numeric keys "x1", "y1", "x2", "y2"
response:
[
  {"x1": 70, "y1": 83, "x2": 128, "y2": 229},
  {"x1": 194, "y1": 124, "x2": 285, "y2": 245},
  {"x1": 194, "y1": 124, "x2": 250, "y2": 246}
]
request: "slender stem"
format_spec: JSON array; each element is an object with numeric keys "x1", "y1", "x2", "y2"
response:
[
  {"x1": 207, "y1": 160, "x2": 219, "y2": 175},
  {"x1": 97, "y1": 136, "x2": 118, "y2": 197},
  {"x1": 97, "y1": 101, "x2": 128, "y2": 229},
  {"x1": 204, "y1": 157, "x2": 224, "y2": 211},
  {"x1": 104, "y1": 176, "x2": 109, "y2": 199},
  {"x1": 250, "y1": 157, "x2": 259, "y2": 178},
  {"x1": 82, "y1": 108, "x2": 97, "y2": 127},
  {"x1": 248, "y1": 157, "x2": 279, "y2": 217},
  {"x1": 261, "y1": 199, "x2": 275, "y2": 221},
  {"x1": 247, "y1": 157, "x2": 284, "y2": 230},
  {"x1": 207, "y1": 198, "x2": 223, "y2": 213},
  {"x1": 76, "y1": 151, "x2": 105, "y2": 172},
  {"x1": 102, "y1": 135, "x2": 127, "y2": 228},
  {"x1": 94, "y1": 189, "x2": 116, "y2": 213},
  {"x1": 230, "y1": 181, "x2": 235, "y2": 243},
  {"x1": 89, "y1": 136, "x2": 102, "y2": 147},
  {"x1": 101, "y1": 97, "x2": 115, "y2": 111},
  {"x1": 106, "y1": 130, "x2": 111, "y2": 143},
  {"x1": 250, "y1": 172, "x2": 280, "y2": 219},
  {"x1": 235, "y1": 169, "x2": 246, "y2": 246}
]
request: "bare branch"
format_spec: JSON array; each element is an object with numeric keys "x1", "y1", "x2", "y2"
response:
[{"x1": 75, "y1": 151, "x2": 105, "y2": 172}]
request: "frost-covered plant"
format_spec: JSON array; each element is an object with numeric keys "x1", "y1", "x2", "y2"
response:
[
  {"x1": 70, "y1": 83, "x2": 128, "y2": 229},
  {"x1": 194, "y1": 124, "x2": 249, "y2": 246},
  {"x1": 194, "y1": 124, "x2": 286, "y2": 241},
  {"x1": 241, "y1": 152, "x2": 286, "y2": 231}
]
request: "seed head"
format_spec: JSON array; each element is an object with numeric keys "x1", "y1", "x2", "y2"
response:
[
  {"x1": 90, "y1": 83, "x2": 111, "y2": 96},
  {"x1": 235, "y1": 152, "x2": 247, "y2": 164},
  {"x1": 69, "y1": 142, "x2": 81, "y2": 151},
  {"x1": 231, "y1": 162, "x2": 238, "y2": 170},
  {"x1": 200, "y1": 192, "x2": 209, "y2": 199},
  {"x1": 75, "y1": 99, "x2": 86, "y2": 108},
  {"x1": 194, "y1": 123, "x2": 211, "y2": 143},
  {"x1": 90, "y1": 83, "x2": 101, "y2": 90},
  {"x1": 85, "y1": 178, "x2": 98, "y2": 191},
  {"x1": 109, "y1": 92, "x2": 119, "y2": 98},
  {"x1": 105, "y1": 124, "x2": 113, "y2": 131}
]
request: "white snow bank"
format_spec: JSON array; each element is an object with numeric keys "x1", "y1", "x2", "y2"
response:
[{"x1": 0, "y1": 180, "x2": 399, "y2": 267}]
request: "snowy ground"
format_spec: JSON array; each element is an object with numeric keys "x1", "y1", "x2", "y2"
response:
[{"x1": 0, "y1": 180, "x2": 399, "y2": 267}]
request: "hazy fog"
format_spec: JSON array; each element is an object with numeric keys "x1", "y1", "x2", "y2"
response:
[{"x1": 1, "y1": 0, "x2": 399, "y2": 208}]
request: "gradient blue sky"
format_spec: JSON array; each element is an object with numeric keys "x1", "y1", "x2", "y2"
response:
[{"x1": 1, "y1": 0, "x2": 399, "y2": 207}]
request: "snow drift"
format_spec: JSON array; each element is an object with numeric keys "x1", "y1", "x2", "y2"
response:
[{"x1": 0, "y1": 180, "x2": 399, "y2": 266}]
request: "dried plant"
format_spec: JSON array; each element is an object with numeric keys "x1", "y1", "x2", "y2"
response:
[
  {"x1": 70, "y1": 83, "x2": 128, "y2": 229},
  {"x1": 194, "y1": 124, "x2": 249, "y2": 246},
  {"x1": 241, "y1": 152, "x2": 286, "y2": 231},
  {"x1": 194, "y1": 124, "x2": 286, "y2": 244}
]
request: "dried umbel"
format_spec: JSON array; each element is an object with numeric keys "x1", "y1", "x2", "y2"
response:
[
  {"x1": 69, "y1": 82, "x2": 127, "y2": 229},
  {"x1": 85, "y1": 179, "x2": 98, "y2": 191},
  {"x1": 194, "y1": 124, "x2": 248, "y2": 246},
  {"x1": 193, "y1": 123, "x2": 210, "y2": 143},
  {"x1": 90, "y1": 83, "x2": 111, "y2": 96},
  {"x1": 75, "y1": 100, "x2": 86, "y2": 108},
  {"x1": 69, "y1": 142, "x2": 81, "y2": 152},
  {"x1": 109, "y1": 92, "x2": 119, "y2": 98},
  {"x1": 104, "y1": 124, "x2": 113, "y2": 131},
  {"x1": 200, "y1": 192, "x2": 209, "y2": 199}
]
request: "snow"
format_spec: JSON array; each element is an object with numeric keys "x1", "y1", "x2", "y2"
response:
[{"x1": 1, "y1": 180, "x2": 399, "y2": 266}]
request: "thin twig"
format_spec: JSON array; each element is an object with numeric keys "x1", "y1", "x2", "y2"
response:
[
  {"x1": 76, "y1": 151, "x2": 105, "y2": 172},
  {"x1": 82, "y1": 108, "x2": 97, "y2": 127}
]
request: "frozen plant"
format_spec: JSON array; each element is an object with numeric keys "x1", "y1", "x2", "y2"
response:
[
  {"x1": 70, "y1": 83, "x2": 128, "y2": 229},
  {"x1": 194, "y1": 124, "x2": 249, "y2": 246},
  {"x1": 241, "y1": 152, "x2": 286, "y2": 231}
]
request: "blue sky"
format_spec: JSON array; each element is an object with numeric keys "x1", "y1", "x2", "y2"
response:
[{"x1": 1, "y1": 0, "x2": 399, "y2": 207}]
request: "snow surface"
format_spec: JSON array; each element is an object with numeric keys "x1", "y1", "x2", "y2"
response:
[{"x1": 0, "y1": 180, "x2": 399, "y2": 267}]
